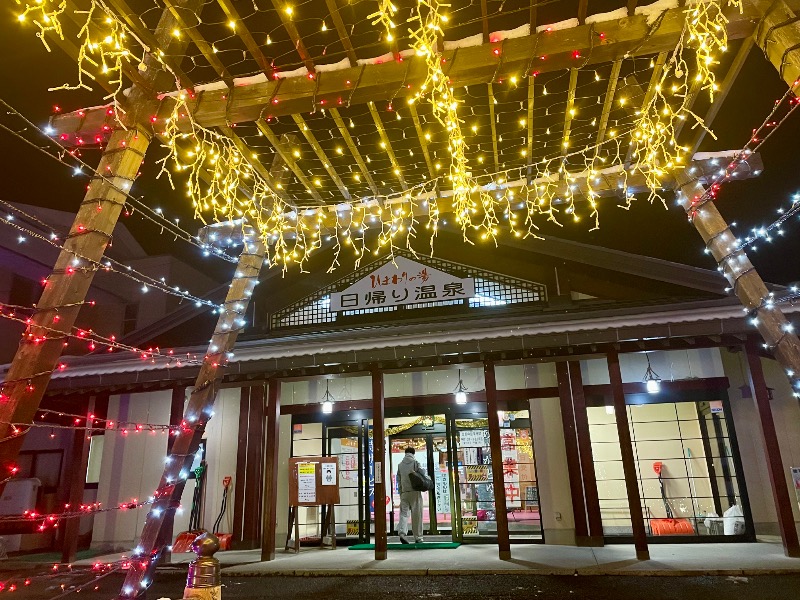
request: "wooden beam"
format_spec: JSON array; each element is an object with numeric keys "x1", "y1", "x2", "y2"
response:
[
  {"x1": 627, "y1": 0, "x2": 639, "y2": 15},
  {"x1": 607, "y1": 351, "x2": 650, "y2": 561},
  {"x1": 255, "y1": 119, "x2": 325, "y2": 203},
  {"x1": 270, "y1": 0, "x2": 316, "y2": 74},
  {"x1": 594, "y1": 59, "x2": 623, "y2": 151},
  {"x1": 754, "y1": 0, "x2": 800, "y2": 89},
  {"x1": 329, "y1": 108, "x2": 379, "y2": 194},
  {"x1": 743, "y1": 339, "x2": 800, "y2": 557},
  {"x1": 525, "y1": 75, "x2": 535, "y2": 180},
  {"x1": 480, "y1": 0, "x2": 490, "y2": 43},
  {"x1": 51, "y1": 2, "x2": 763, "y2": 133},
  {"x1": 163, "y1": 0, "x2": 233, "y2": 85},
  {"x1": 408, "y1": 103, "x2": 437, "y2": 180},
  {"x1": 687, "y1": 36, "x2": 754, "y2": 155},
  {"x1": 368, "y1": 102, "x2": 409, "y2": 190},
  {"x1": 674, "y1": 170, "x2": 800, "y2": 422},
  {"x1": 218, "y1": 126, "x2": 289, "y2": 200},
  {"x1": 624, "y1": 51, "x2": 668, "y2": 168},
  {"x1": 291, "y1": 114, "x2": 352, "y2": 200},
  {"x1": 487, "y1": 84, "x2": 501, "y2": 172},
  {"x1": 561, "y1": 68, "x2": 579, "y2": 157},
  {"x1": 217, "y1": 0, "x2": 272, "y2": 74},
  {"x1": 119, "y1": 225, "x2": 267, "y2": 595},
  {"x1": 578, "y1": 0, "x2": 589, "y2": 24},
  {"x1": 325, "y1": 0, "x2": 358, "y2": 67}
]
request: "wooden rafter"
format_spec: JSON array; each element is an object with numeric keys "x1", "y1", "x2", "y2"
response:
[
  {"x1": 529, "y1": 0, "x2": 537, "y2": 30},
  {"x1": 218, "y1": 126, "x2": 288, "y2": 199},
  {"x1": 624, "y1": 51, "x2": 668, "y2": 168},
  {"x1": 687, "y1": 37, "x2": 755, "y2": 155},
  {"x1": 51, "y1": 3, "x2": 764, "y2": 134},
  {"x1": 270, "y1": 0, "x2": 316, "y2": 74},
  {"x1": 578, "y1": 0, "x2": 589, "y2": 24},
  {"x1": 291, "y1": 114, "x2": 352, "y2": 200},
  {"x1": 487, "y1": 83, "x2": 500, "y2": 173},
  {"x1": 627, "y1": 0, "x2": 639, "y2": 15},
  {"x1": 217, "y1": 0, "x2": 272, "y2": 74},
  {"x1": 328, "y1": 108, "x2": 379, "y2": 194},
  {"x1": 255, "y1": 119, "x2": 324, "y2": 203},
  {"x1": 324, "y1": 0, "x2": 358, "y2": 67},
  {"x1": 367, "y1": 102, "x2": 409, "y2": 190},
  {"x1": 105, "y1": 0, "x2": 193, "y2": 90},
  {"x1": 408, "y1": 103, "x2": 437, "y2": 180},
  {"x1": 162, "y1": 0, "x2": 233, "y2": 84},
  {"x1": 561, "y1": 68, "x2": 579, "y2": 156},
  {"x1": 480, "y1": 0, "x2": 490, "y2": 43},
  {"x1": 594, "y1": 59, "x2": 623, "y2": 150},
  {"x1": 525, "y1": 75, "x2": 535, "y2": 180}
]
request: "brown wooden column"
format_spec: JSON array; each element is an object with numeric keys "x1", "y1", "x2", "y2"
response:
[
  {"x1": 243, "y1": 384, "x2": 265, "y2": 546},
  {"x1": 261, "y1": 379, "x2": 281, "y2": 561},
  {"x1": 568, "y1": 361, "x2": 604, "y2": 546},
  {"x1": 744, "y1": 339, "x2": 800, "y2": 557},
  {"x1": 606, "y1": 351, "x2": 649, "y2": 560},
  {"x1": 60, "y1": 395, "x2": 96, "y2": 563},
  {"x1": 233, "y1": 386, "x2": 250, "y2": 548},
  {"x1": 555, "y1": 362, "x2": 589, "y2": 543},
  {"x1": 371, "y1": 368, "x2": 387, "y2": 560},
  {"x1": 484, "y1": 359, "x2": 511, "y2": 560}
]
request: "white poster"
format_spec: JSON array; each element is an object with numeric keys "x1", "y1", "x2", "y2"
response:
[
  {"x1": 434, "y1": 470, "x2": 451, "y2": 514},
  {"x1": 330, "y1": 256, "x2": 475, "y2": 312},
  {"x1": 459, "y1": 429, "x2": 489, "y2": 448},
  {"x1": 298, "y1": 463, "x2": 316, "y2": 503},
  {"x1": 322, "y1": 462, "x2": 337, "y2": 486}
]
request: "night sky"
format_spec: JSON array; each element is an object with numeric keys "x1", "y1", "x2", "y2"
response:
[{"x1": 1, "y1": 2, "x2": 798, "y2": 289}]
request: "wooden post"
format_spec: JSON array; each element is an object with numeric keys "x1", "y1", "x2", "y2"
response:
[
  {"x1": 555, "y1": 362, "x2": 589, "y2": 543},
  {"x1": 371, "y1": 368, "x2": 387, "y2": 560},
  {"x1": 60, "y1": 396, "x2": 96, "y2": 563},
  {"x1": 261, "y1": 379, "x2": 281, "y2": 561},
  {"x1": 0, "y1": 127, "x2": 150, "y2": 484},
  {"x1": 484, "y1": 360, "x2": 511, "y2": 560},
  {"x1": 606, "y1": 351, "x2": 649, "y2": 560},
  {"x1": 675, "y1": 172, "x2": 800, "y2": 401},
  {"x1": 568, "y1": 361, "x2": 604, "y2": 546},
  {"x1": 232, "y1": 387, "x2": 250, "y2": 548},
  {"x1": 754, "y1": 0, "x2": 800, "y2": 89},
  {"x1": 743, "y1": 339, "x2": 800, "y2": 557},
  {"x1": 118, "y1": 228, "x2": 266, "y2": 598},
  {"x1": 242, "y1": 384, "x2": 265, "y2": 547}
]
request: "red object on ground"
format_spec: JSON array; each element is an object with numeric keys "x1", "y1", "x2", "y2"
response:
[
  {"x1": 650, "y1": 518, "x2": 695, "y2": 535},
  {"x1": 172, "y1": 529, "x2": 205, "y2": 553}
]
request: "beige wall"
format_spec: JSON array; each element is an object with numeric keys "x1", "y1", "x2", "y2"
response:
[{"x1": 721, "y1": 349, "x2": 800, "y2": 535}]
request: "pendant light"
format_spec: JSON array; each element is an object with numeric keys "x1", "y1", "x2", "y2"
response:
[
  {"x1": 643, "y1": 353, "x2": 661, "y2": 394},
  {"x1": 454, "y1": 369, "x2": 468, "y2": 404},
  {"x1": 321, "y1": 380, "x2": 335, "y2": 414}
]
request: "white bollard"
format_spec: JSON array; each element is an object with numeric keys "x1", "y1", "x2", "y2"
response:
[{"x1": 182, "y1": 533, "x2": 221, "y2": 600}]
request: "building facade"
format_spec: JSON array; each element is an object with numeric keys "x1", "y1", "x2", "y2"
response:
[{"x1": 5, "y1": 236, "x2": 800, "y2": 559}]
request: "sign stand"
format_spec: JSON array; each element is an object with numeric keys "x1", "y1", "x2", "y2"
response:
[{"x1": 285, "y1": 457, "x2": 340, "y2": 554}]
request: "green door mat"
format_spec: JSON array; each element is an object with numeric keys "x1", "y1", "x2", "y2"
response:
[{"x1": 348, "y1": 542, "x2": 460, "y2": 550}]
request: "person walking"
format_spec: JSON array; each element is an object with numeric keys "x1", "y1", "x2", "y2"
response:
[{"x1": 396, "y1": 446, "x2": 426, "y2": 544}]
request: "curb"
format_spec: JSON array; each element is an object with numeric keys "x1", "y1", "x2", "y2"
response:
[{"x1": 217, "y1": 567, "x2": 800, "y2": 577}]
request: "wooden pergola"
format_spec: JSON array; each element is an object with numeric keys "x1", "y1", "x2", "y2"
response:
[{"x1": 3, "y1": 0, "x2": 800, "y2": 591}]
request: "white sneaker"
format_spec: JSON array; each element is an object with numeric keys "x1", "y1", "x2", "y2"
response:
[{"x1": 414, "y1": 538, "x2": 424, "y2": 543}]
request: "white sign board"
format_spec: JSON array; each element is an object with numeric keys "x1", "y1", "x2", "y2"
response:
[
  {"x1": 322, "y1": 462, "x2": 337, "y2": 486},
  {"x1": 330, "y1": 256, "x2": 475, "y2": 312},
  {"x1": 459, "y1": 429, "x2": 490, "y2": 448},
  {"x1": 434, "y1": 470, "x2": 451, "y2": 514},
  {"x1": 298, "y1": 463, "x2": 316, "y2": 503}
]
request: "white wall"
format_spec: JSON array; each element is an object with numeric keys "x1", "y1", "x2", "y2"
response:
[
  {"x1": 581, "y1": 348, "x2": 725, "y2": 385},
  {"x1": 529, "y1": 397, "x2": 575, "y2": 545},
  {"x1": 91, "y1": 387, "x2": 241, "y2": 550}
]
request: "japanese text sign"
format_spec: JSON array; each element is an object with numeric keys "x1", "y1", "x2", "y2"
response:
[{"x1": 330, "y1": 256, "x2": 475, "y2": 312}]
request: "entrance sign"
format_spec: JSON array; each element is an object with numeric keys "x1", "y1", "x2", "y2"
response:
[
  {"x1": 459, "y1": 429, "x2": 490, "y2": 448},
  {"x1": 435, "y1": 470, "x2": 451, "y2": 514},
  {"x1": 298, "y1": 463, "x2": 316, "y2": 503},
  {"x1": 330, "y1": 256, "x2": 475, "y2": 312}
]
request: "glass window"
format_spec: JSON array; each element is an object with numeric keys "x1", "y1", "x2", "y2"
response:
[{"x1": 588, "y1": 400, "x2": 748, "y2": 538}]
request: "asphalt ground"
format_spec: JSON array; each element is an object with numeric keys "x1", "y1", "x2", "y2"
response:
[{"x1": 2, "y1": 570, "x2": 800, "y2": 600}]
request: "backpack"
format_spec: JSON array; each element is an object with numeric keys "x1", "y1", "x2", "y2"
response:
[{"x1": 408, "y1": 464, "x2": 434, "y2": 492}]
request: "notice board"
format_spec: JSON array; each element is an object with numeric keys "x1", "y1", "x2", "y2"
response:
[{"x1": 289, "y1": 456, "x2": 341, "y2": 506}]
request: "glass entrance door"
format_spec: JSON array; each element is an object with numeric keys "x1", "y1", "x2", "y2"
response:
[{"x1": 385, "y1": 414, "x2": 456, "y2": 541}]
